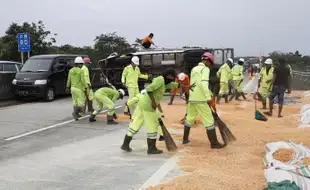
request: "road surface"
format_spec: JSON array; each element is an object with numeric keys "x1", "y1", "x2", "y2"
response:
[{"x1": 0, "y1": 97, "x2": 179, "y2": 190}]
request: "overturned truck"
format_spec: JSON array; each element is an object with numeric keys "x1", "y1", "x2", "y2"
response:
[{"x1": 94, "y1": 48, "x2": 234, "y2": 95}]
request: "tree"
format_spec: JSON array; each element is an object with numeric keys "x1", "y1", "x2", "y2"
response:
[
  {"x1": 94, "y1": 32, "x2": 136, "y2": 58},
  {"x1": 1, "y1": 20, "x2": 57, "y2": 61}
]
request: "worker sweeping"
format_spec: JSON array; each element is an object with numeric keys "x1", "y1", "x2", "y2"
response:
[
  {"x1": 183, "y1": 52, "x2": 225, "y2": 149},
  {"x1": 125, "y1": 89, "x2": 165, "y2": 141},
  {"x1": 66, "y1": 57, "x2": 86, "y2": 120},
  {"x1": 216, "y1": 58, "x2": 233, "y2": 103},
  {"x1": 141, "y1": 33, "x2": 157, "y2": 49},
  {"x1": 168, "y1": 72, "x2": 190, "y2": 105},
  {"x1": 89, "y1": 87, "x2": 125, "y2": 124},
  {"x1": 257, "y1": 58, "x2": 274, "y2": 109},
  {"x1": 120, "y1": 68, "x2": 191, "y2": 154},
  {"x1": 230, "y1": 58, "x2": 246, "y2": 101},
  {"x1": 121, "y1": 56, "x2": 149, "y2": 115},
  {"x1": 81, "y1": 57, "x2": 94, "y2": 113}
]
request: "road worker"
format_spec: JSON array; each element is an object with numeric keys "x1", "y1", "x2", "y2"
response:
[
  {"x1": 168, "y1": 72, "x2": 190, "y2": 105},
  {"x1": 89, "y1": 87, "x2": 125, "y2": 124},
  {"x1": 120, "y1": 68, "x2": 191, "y2": 154},
  {"x1": 257, "y1": 58, "x2": 274, "y2": 109},
  {"x1": 141, "y1": 33, "x2": 157, "y2": 49},
  {"x1": 230, "y1": 58, "x2": 246, "y2": 100},
  {"x1": 66, "y1": 57, "x2": 86, "y2": 120},
  {"x1": 216, "y1": 58, "x2": 233, "y2": 103},
  {"x1": 121, "y1": 56, "x2": 149, "y2": 115},
  {"x1": 183, "y1": 52, "x2": 225, "y2": 149},
  {"x1": 81, "y1": 57, "x2": 94, "y2": 113},
  {"x1": 125, "y1": 89, "x2": 165, "y2": 141}
]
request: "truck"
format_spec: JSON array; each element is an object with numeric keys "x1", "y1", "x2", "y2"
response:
[{"x1": 94, "y1": 48, "x2": 234, "y2": 95}]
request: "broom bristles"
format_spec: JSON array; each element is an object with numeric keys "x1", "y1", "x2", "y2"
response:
[{"x1": 159, "y1": 119, "x2": 177, "y2": 152}]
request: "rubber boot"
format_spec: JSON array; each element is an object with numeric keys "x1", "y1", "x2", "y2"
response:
[
  {"x1": 206, "y1": 128, "x2": 226, "y2": 149},
  {"x1": 168, "y1": 96, "x2": 174, "y2": 105},
  {"x1": 147, "y1": 138, "x2": 163, "y2": 154},
  {"x1": 229, "y1": 93, "x2": 235, "y2": 101},
  {"x1": 72, "y1": 106, "x2": 79, "y2": 121},
  {"x1": 107, "y1": 115, "x2": 118, "y2": 124},
  {"x1": 158, "y1": 135, "x2": 164, "y2": 141},
  {"x1": 241, "y1": 92, "x2": 247, "y2": 100},
  {"x1": 120, "y1": 135, "x2": 133, "y2": 152},
  {"x1": 182, "y1": 125, "x2": 191, "y2": 144},
  {"x1": 216, "y1": 95, "x2": 221, "y2": 104},
  {"x1": 89, "y1": 113, "x2": 96, "y2": 122},
  {"x1": 235, "y1": 92, "x2": 241, "y2": 100},
  {"x1": 87, "y1": 100, "x2": 94, "y2": 113},
  {"x1": 224, "y1": 95, "x2": 229, "y2": 103}
]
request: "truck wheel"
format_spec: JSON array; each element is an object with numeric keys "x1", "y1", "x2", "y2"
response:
[{"x1": 44, "y1": 87, "x2": 55, "y2": 102}]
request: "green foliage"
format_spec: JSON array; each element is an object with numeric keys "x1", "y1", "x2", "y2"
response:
[{"x1": 268, "y1": 51, "x2": 310, "y2": 70}]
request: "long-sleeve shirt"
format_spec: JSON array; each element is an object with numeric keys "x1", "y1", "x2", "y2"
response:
[
  {"x1": 81, "y1": 65, "x2": 91, "y2": 87},
  {"x1": 188, "y1": 62, "x2": 212, "y2": 103},
  {"x1": 121, "y1": 65, "x2": 148, "y2": 88},
  {"x1": 66, "y1": 67, "x2": 86, "y2": 90},
  {"x1": 217, "y1": 63, "x2": 232, "y2": 83},
  {"x1": 95, "y1": 87, "x2": 120, "y2": 102},
  {"x1": 231, "y1": 64, "x2": 244, "y2": 81}
]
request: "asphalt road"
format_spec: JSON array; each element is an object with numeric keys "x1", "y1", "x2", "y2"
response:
[{"x1": 0, "y1": 97, "x2": 180, "y2": 190}]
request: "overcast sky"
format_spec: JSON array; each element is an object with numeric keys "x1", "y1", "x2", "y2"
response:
[{"x1": 1, "y1": 0, "x2": 309, "y2": 56}]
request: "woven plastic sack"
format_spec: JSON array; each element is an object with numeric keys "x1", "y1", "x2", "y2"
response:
[
  {"x1": 300, "y1": 110, "x2": 310, "y2": 125},
  {"x1": 300, "y1": 105, "x2": 310, "y2": 114},
  {"x1": 264, "y1": 141, "x2": 310, "y2": 189},
  {"x1": 243, "y1": 74, "x2": 259, "y2": 94}
]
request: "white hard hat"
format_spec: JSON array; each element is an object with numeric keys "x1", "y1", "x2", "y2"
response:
[
  {"x1": 141, "y1": 89, "x2": 147, "y2": 94},
  {"x1": 228, "y1": 58, "x2": 234, "y2": 63},
  {"x1": 74, "y1": 56, "x2": 84, "y2": 64},
  {"x1": 178, "y1": 73, "x2": 186, "y2": 81},
  {"x1": 264, "y1": 58, "x2": 273, "y2": 65},
  {"x1": 118, "y1": 89, "x2": 125, "y2": 97},
  {"x1": 131, "y1": 56, "x2": 139, "y2": 65},
  {"x1": 239, "y1": 58, "x2": 245, "y2": 63}
]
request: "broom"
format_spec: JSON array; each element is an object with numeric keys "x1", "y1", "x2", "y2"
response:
[
  {"x1": 158, "y1": 118, "x2": 177, "y2": 152},
  {"x1": 254, "y1": 98, "x2": 268, "y2": 121},
  {"x1": 209, "y1": 105, "x2": 236, "y2": 144}
]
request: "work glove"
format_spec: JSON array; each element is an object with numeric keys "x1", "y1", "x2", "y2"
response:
[
  {"x1": 65, "y1": 87, "x2": 70, "y2": 93},
  {"x1": 208, "y1": 96, "x2": 216, "y2": 112},
  {"x1": 113, "y1": 113, "x2": 118, "y2": 119},
  {"x1": 122, "y1": 83, "x2": 127, "y2": 88}
]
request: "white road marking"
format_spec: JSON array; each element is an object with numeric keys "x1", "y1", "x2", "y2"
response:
[
  {"x1": 139, "y1": 155, "x2": 178, "y2": 190},
  {"x1": 4, "y1": 105, "x2": 123, "y2": 141}
]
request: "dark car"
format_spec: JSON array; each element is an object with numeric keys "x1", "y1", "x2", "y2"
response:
[
  {"x1": 12, "y1": 54, "x2": 88, "y2": 101},
  {"x1": 0, "y1": 61, "x2": 22, "y2": 100}
]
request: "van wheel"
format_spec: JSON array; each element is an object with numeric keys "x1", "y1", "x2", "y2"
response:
[{"x1": 44, "y1": 87, "x2": 55, "y2": 102}]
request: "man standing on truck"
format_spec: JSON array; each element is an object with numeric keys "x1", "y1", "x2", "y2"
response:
[
  {"x1": 182, "y1": 52, "x2": 225, "y2": 149},
  {"x1": 216, "y1": 58, "x2": 233, "y2": 104},
  {"x1": 82, "y1": 57, "x2": 94, "y2": 113},
  {"x1": 89, "y1": 87, "x2": 125, "y2": 124},
  {"x1": 141, "y1": 33, "x2": 157, "y2": 49},
  {"x1": 168, "y1": 72, "x2": 190, "y2": 105},
  {"x1": 120, "y1": 68, "x2": 192, "y2": 154},
  {"x1": 66, "y1": 57, "x2": 86, "y2": 121},
  {"x1": 121, "y1": 56, "x2": 149, "y2": 115}
]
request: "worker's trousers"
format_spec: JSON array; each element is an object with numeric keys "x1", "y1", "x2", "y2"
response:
[
  {"x1": 71, "y1": 87, "x2": 85, "y2": 107},
  {"x1": 126, "y1": 95, "x2": 163, "y2": 136},
  {"x1": 258, "y1": 86, "x2": 271, "y2": 99},
  {"x1": 185, "y1": 102, "x2": 215, "y2": 130},
  {"x1": 124, "y1": 87, "x2": 139, "y2": 112},
  {"x1": 93, "y1": 94, "x2": 115, "y2": 116},
  {"x1": 233, "y1": 80, "x2": 243, "y2": 93},
  {"x1": 85, "y1": 87, "x2": 94, "y2": 101},
  {"x1": 219, "y1": 82, "x2": 229, "y2": 96},
  {"x1": 127, "y1": 105, "x2": 160, "y2": 139}
]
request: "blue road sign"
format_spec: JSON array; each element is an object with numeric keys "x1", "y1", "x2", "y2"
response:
[{"x1": 17, "y1": 33, "x2": 31, "y2": 52}]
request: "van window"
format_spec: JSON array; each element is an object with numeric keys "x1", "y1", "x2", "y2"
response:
[
  {"x1": 0, "y1": 63, "x2": 3, "y2": 71},
  {"x1": 141, "y1": 55, "x2": 152, "y2": 66},
  {"x1": 3, "y1": 63, "x2": 17, "y2": 72},
  {"x1": 53, "y1": 59, "x2": 66, "y2": 71},
  {"x1": 21, "y1": 58, "x2": 53, "y2": 72}
]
